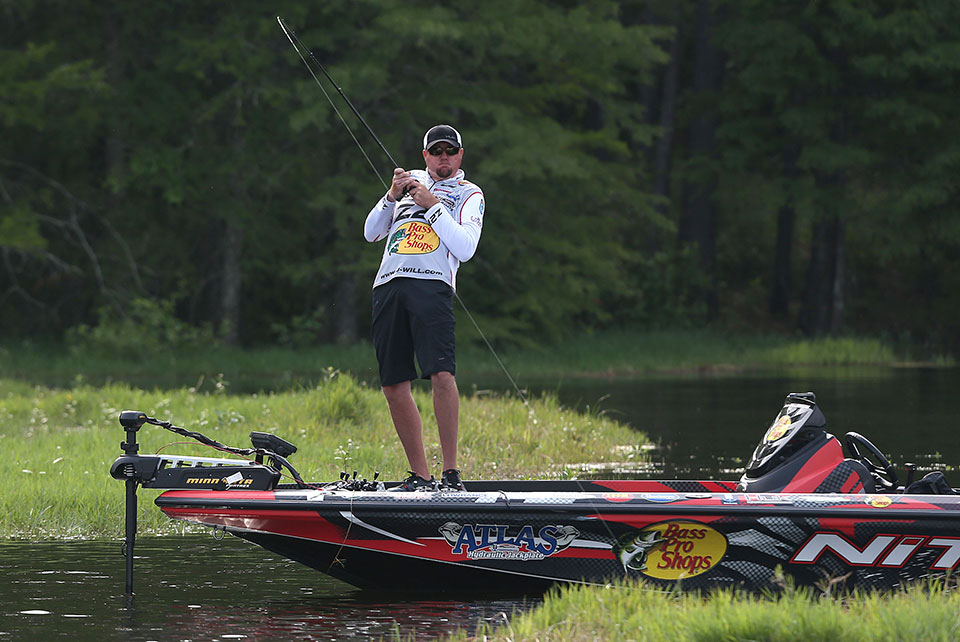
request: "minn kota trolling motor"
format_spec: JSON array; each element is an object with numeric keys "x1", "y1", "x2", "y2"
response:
[{"x1": 110, "y1": 410, "x2": 302, "y2": 594}]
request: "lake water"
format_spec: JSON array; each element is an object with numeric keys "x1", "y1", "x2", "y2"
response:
[
  {"x1": 494, "y1": 366, "x2": 959, "y2": 482},
  {"x1": 2, "y1": 367, "x2": 957, "y2": 640},
  {"x1": 1, "y1": 537, "x2": 535, "y2": 641}
]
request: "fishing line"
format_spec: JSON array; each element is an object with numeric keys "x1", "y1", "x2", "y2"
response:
[
  {"x1": 277, "y1": 16, "x2": 388, "y2": 192},
  {"x1": 277, "y1": 15, "x2": 529, "y2": 407}
]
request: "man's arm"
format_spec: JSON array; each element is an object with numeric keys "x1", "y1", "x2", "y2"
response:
[
  {"x1": 363, "y1": 195, "x2": 395, "y2": 242},
  {"x1": 425, "y1": 190, "x2": 484, "y2": 262}
]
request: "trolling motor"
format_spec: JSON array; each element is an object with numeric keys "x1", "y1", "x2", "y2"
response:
[
  {"x1": 110, "y1": 411, "x2": 304, "y2": 594},
  {"x1": 118, "y1": 411, "x2": 147, "y2": 595}
]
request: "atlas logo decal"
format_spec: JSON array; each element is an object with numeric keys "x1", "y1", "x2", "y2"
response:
[
  {"x1": 439, "y1": 522, "x2": 579, "y2": 561},
  {"x1": 792, "y1": 532, "x2": 960, "y2": 569},
  {"x1": 614, "y1": 520, "x2": 727, "y2": 580},
  {"x1": 388, "y1": 221, "x2": 439, "y2": 254}
]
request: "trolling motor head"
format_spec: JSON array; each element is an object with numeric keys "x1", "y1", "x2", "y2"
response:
[
  {"x1": 119, "y1": 410, "x2": 148, "y2": 455},
  {"x1": 119, "y1": 410, "x2": 147, "y2": 431}
]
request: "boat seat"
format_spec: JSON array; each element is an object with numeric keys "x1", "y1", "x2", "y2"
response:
[
  {"x1": 905, "y1": 471, "x2": 959, "y2": 495},
  {"x1": 812, "y1": 459, "x2": 875, "y2": 494}
]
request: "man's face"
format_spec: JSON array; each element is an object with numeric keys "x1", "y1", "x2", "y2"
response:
[{"x1": 423, "y1": 143, "x2": 463, "y2": 180}]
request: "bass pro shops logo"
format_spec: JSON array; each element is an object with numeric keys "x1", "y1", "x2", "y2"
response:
[
  {"x1": 614, "y1": 520, "x2": 728, "y2": 580},
  {"x1": 439, "y1": 522, "x2": 579, "y2": 561},
  {"x1": 388, "y1": 221, "x2": 439, "y2": 255}
]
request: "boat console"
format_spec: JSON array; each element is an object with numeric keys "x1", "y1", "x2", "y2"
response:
[{"x1": 739, "y1": 391, "x2": 956, "y2": 496}]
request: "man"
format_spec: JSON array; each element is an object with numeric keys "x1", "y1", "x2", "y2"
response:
[{"x1": 363, "y1": 124, "x2": 484, "y2": 491}]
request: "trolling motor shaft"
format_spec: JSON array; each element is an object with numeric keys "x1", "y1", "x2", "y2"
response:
[{"x1": 118, "y1": 411, "x2": 146, "y2": 595}]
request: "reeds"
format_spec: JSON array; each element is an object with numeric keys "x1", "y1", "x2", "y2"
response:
[{"x1": 449, "y1": 577, "x2": 960, "y2": 641}]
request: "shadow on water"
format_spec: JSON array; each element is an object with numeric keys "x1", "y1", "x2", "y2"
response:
[{"x1": 1, "y1": 536, "x2": 538, "y2": 641}]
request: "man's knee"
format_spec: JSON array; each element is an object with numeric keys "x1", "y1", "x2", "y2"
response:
[
  {"x1": 382, "y1": 382, "x2": 410, "y2": 405},
  {"x1": 431, "y1": 371, "x2": 456, "y2": 392}
]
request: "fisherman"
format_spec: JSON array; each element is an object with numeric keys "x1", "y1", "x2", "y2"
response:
[{"x1": 363, "y1": 124, "x2": 485, "y2": 492}]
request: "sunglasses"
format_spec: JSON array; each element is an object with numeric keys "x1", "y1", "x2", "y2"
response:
[{"x1": 428, "y1": 146, "x2": 461, "y2": 156}]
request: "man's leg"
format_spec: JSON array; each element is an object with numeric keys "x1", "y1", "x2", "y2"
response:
[
  {"x1": 432, "y1": 371, "x2": 459, "y2": 471},
  {"x1": 382, "y1": 380, "x2": 430, "y2": 479}
]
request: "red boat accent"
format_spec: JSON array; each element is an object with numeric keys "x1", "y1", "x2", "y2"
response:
[
  {"x1": 161, "y1": 506, "x2": 346, "y2": 542},
  {"x1": 781, "y1": 438, "x2": 844, "y2": 492}
]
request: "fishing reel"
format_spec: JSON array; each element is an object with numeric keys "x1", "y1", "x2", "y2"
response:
[{"x1": 327, "y1": 470, "x2": 385, "y2": 492}]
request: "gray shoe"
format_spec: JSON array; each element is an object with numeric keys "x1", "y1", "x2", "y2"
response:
[{"x1": 388, "y1": 472, "x2": 438, "y2": 492}]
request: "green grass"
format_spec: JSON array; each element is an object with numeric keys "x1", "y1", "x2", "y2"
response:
[
  {"x1": 0, "y1": 373, "x2": 645, "y2": 539},
  {"x1": 445, "y1": 577, "x2": 960, "y2": 641}
]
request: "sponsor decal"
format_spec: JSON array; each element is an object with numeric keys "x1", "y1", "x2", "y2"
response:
[
  {"x1": 614, "y1": 520, "x2": 727, "y2": 580},
  {"x1": 721, "y1": 494, "x2": 740, "y2": 505},
  {"x1": 744, "y1": 493, "x2": 794, "y2": 505},
  {"x1": 602, "y1": 493, "x2": 633, "y2": 503},
  {"x1": 185, "y1": 475, "x2": 253, "y2": 487},
  {"x1": 439, "y1": 523, "x2": 579, "y2": 561},
  {"x1": 377, "y1": 266, "x2": 444, "y2": 281},
  {"x1": 641, "y1": 493, "x2": 681, "y2": 503},
  {"x1": 388, "y1": 221, "x2": 439, "y2": 255},
  {"x1": 866, "y1": 495, "x2": 893, "y2": 508},
  {"x1": 765, "y1": 414, "x2": 792, "y2": 442},
  {"x1": 792, "y1": 532, "x2": 960, "y2": 570}
]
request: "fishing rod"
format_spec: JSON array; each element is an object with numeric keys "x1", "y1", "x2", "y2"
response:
[
  {"x1": 276, "y1": 15, "x2": 529, "y2": 405},
  {"x1": 277, "y1": 16, "x2": 389, "y2": 191}
]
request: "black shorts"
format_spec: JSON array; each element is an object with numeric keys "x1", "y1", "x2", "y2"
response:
[{"x1": 371, "y1": 278, "x2": 456, "y2": 386}]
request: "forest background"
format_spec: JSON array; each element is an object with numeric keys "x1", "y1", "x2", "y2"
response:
[{"x1": 3, "y1": 0, "x2": 959, "y2": 358}]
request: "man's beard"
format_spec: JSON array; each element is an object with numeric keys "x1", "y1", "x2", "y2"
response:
[{"x1": 437, "y1": 166, "x2": 454, "y2": 179}]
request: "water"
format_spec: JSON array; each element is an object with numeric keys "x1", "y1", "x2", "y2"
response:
[
  {"x1": 0, "y1": 537, "x2": 535, "y2": 641},
  {"x1": 496, "y1": 366, "x2": 960, "y2": 482},
  {"x1": 3, "y1": 368, "x2": 957, "y2": 640}
]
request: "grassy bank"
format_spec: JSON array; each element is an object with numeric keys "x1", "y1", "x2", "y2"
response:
[
  {"x1": 0, "y1": 373, "x2": 645, "y2": 539},
  {"x1": 1, "y1": 331, "x2": 950, "y2": 392},
  {"x1": 450, "y1": 578, "x2": 960, "y2": 641}
]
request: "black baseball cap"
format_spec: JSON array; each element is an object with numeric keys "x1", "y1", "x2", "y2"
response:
[{"x1": 423, "y1": 124, "x2": 462, "y2": 150}]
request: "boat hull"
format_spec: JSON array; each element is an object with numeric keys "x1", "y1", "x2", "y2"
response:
[{"x1": 156, "y1": 480, "x2": 960, "y2": 593}]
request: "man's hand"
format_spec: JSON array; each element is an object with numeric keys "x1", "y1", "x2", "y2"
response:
[
  {"x1": 387, "y1": 168, "x2": 412, "y2": 202},
  {"x1": 406, "y1": 181, "x2": 440, "y2": 209}
]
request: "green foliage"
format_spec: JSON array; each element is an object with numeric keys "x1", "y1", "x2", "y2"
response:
[
  {"x1": 65, "y1": 297, "x2": 217, "y2": 358},
  {"x1": 1, "y1": 1, "x2": 959, "y2": 352},
  {"x1": 448, "y1": 576, "x2": 960, "y2": 642}
]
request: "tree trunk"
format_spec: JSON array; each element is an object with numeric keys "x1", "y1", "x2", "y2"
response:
[
  {"x1": 221, "y1": 94, "x2": 246, "y2": 346},
  {"x1": 102, "y1": 4, "x2": 125, "y2": 201},
  {"x1": 221, "y1": 219, "x2": 242, "y2": 345},
  {"x1": 800, "y1": 212, "x2": 844, "y2": 335},
  {"x1": 648, "y1": 18, "x2": 682, "y2": 255},
  {"x1": 769, "y1": 149, "x2": 800, "y2": 318},
  {"x1": 679, "y1": 0, "x2": 723, "y2": 319},
  {"x1": 334, "y1": 272, "x2": 357, "y2": 344},
  {"x1": 769, "y1": 202, "x2": 794, "y2": 317}
]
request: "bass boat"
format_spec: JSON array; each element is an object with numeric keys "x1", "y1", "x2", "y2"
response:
[{"x1": 111, "y1": 392, "x2": 959, "y2": 594}]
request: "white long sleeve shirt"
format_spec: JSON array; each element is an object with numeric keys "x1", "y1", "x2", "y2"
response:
[{"x1": 364, "y1": 168, "x2": 484, "y2": 290}]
